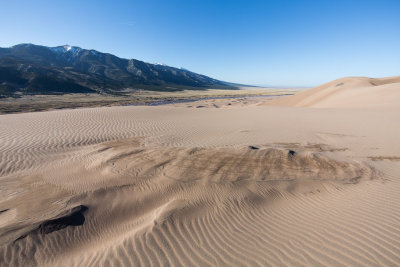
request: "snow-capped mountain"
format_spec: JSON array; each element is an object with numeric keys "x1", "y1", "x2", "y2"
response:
[
  {"x1": 50, "y1": 45, "x2": 81, "y2": 55},
  {"x1": 0, "y1": 43, "x2": 234, "y2": 96}
]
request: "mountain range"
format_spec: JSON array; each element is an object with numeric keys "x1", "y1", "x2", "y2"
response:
[{"x1": 0, "y1": 44, "x2": 235, "y2": 97}]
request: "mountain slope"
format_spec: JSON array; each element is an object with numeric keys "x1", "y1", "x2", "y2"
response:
[{"x1": 0, "y1": 44, "x2": 234, "y2": 97}]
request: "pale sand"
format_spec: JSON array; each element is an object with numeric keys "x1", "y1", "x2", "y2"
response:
[
  {"x1": 267, "y1": 76, "x2": 400, "y2": 109},
  {"x1": 0, "y1": 77, "x2": 399, "y2": 266}
]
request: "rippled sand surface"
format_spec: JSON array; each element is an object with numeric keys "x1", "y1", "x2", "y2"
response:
[{"x1": 1, "y1": 77, "x2": 400, "y2": 266}]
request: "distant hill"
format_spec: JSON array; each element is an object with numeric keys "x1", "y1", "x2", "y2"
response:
[{"x1": 0, "y1": 44, "x2": 236, "y2": 97}]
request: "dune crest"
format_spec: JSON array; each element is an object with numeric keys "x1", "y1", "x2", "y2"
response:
[{"x1": 268, "y1": 76, "x2": 400, "y2": 108}]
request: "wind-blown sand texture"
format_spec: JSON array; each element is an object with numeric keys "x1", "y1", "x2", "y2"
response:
[{"x1": 0, "y1": 76, "x2": 400, "y2": 266}]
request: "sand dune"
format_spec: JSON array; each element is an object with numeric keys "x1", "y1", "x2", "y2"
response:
[
  {"x1": 269, "y1": 76, "x2": 400, "y2": 108},
  {"x1": 0, "y1": 76, "x2": 400, "y2": 266}
]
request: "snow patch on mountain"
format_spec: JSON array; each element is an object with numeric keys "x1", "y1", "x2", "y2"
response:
[{"x1": 50, "y1": 45, "x2": 82, "y2": 56}]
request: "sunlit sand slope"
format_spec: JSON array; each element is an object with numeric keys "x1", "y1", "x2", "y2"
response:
[{"x1": 269, "y1": 76, "x2": 400, "y2": 108}]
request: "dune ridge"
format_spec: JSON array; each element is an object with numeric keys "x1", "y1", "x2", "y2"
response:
[{"x1": 268, "y1": 76, "x2": 400, "y2": 108}]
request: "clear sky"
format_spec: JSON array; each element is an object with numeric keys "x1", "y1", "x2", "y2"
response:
[{"x1": 1, "y1": 0, "x2": 399, "y2": 87}]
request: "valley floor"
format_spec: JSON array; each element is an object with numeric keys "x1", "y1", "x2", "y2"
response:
[{"x1": 0, "y1": 87, "x2": 296, "y2": 114}]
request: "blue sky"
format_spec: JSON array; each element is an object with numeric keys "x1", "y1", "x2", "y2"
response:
[{"x1": 1, "y1": 0, "x2": 399, "y2": 86}]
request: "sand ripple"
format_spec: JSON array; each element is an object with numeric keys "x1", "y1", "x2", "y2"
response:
[{"x1": 0, "y1": 101, "x2": 399, "y2": 266}]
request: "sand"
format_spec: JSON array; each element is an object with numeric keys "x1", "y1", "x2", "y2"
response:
[
  {"x1": 268, "y1": 75, "x2": 400, "y2": 109},
  {"x1": 0, "y1": 76, "x2": 399, "y2": 266}
]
